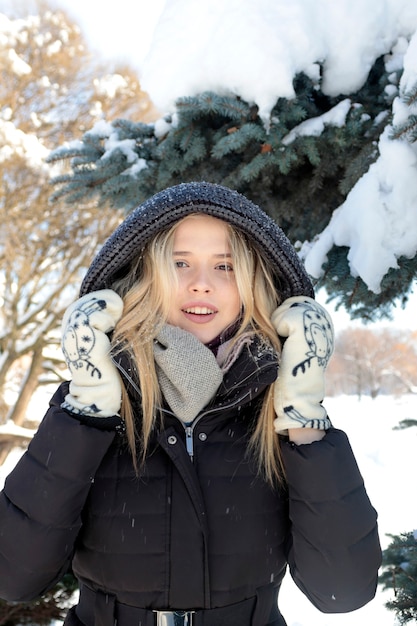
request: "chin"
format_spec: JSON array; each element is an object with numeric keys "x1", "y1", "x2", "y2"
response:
[
  {"x1": 187, "y1": 328, "x2": 216, "y2": 344},
  {"x1": 193, "y1": 332, "x2": 214, "y2": 344}
]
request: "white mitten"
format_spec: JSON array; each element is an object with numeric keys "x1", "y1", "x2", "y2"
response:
[
  {"x1": 61, "y1": 289, "x2": 124, "y2": 417},
  {"x1": 272, "y1": 296, "x2": 334, "y2": 434}
]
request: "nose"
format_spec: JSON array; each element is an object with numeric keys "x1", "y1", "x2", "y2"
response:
[{"x1": 189, "y1": 267, "x2": 212, "y2": 293}]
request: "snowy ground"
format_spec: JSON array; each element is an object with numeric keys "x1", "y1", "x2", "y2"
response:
[
  {"x1": 1, "y1": 392, "x2": 416, "y2": 626},
  {"x1": 279, "y1": 393, "x2": 417, "y2": 626}
]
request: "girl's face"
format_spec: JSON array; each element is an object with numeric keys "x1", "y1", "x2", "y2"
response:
[{"x1": 166, "y1": 215, "x2": 241, "y2": 344}]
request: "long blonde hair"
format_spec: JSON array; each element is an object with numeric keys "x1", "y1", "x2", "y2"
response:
[{"x1": 111, "y1": 214, "x2": 284, "y2": 484}]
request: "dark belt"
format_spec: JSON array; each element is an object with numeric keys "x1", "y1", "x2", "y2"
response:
[{"x1": 75, "y1": 584, "x2": 283, "y2": 626}]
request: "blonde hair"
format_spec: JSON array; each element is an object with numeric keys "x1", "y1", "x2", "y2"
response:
[{"x1": 111, "y1": 214, "x2": 284, "y2": 484}]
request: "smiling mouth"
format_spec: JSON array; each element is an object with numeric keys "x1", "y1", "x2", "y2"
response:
[{"x1": 182, "y1": 306, "x2": 217, "y2": 315}]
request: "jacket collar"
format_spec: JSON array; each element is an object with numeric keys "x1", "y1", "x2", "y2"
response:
[
  {"x1": 215, "y1": 334, "x2": 278, "y2": 408},
  {"x1": 113, "y1": 333, "x2": 278, "y2": 417}
]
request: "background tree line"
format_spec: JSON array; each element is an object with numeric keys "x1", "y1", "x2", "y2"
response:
[
  {"x1": 326, "y1": 327, "x2": 417, "y2": 399},
  {"x1": 0, "y1": 0, "x2": 155, "y2": 460}
]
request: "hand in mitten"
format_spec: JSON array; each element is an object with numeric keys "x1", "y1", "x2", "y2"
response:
[
  {"x1": 61, "y1": 289, "x2": 124, "y2": 417},
  {"x1": 271, "y1": 296, "x2": 334, "y2": 434}
]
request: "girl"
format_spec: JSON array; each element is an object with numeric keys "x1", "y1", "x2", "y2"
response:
[{"x1": 0, "y1": 182, "x2": 381, "y2": 626}]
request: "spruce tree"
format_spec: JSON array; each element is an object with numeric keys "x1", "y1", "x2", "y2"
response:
[
  {"x1": 391, "y1": 83, "x2": 417, "y2": 143},
  {"x1": 379, "y1": 532, "x2": 417, "y2": 625},
  {"x1": 48, "y1": 56, "x2": 416, "y2": 319},
  {"x1": 0, "y1": 573, "x2": 78, "y2": 625},
  {"x1": 379, "y1": 416, "x2": 417, "y2": 625}
]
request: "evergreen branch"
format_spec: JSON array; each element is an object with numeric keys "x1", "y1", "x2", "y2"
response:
[
  {"x1": 295, "y1": 136, "x2": 321, "y2": 166},
  {"x1": 339, "y1": 142, "x2": 380, "y2": 195},
  {"x1": 211, "y1": 123, "x2": 265, "y2": 158},
  {"x1": 402, "y1": 84, "x2": 417, "y2": 107},
  {"x1": 176, "y1": 91, "x2": 251, "y2": 122},
  {"x1": 46, "y1": 143, "x2": 99, "y2": 163},
  {"x1": 110, "y1": 118, "x2": 155, "y2": 139},
  {"x1": 179, "y1": 128, "x2": 208, "y2": 165},
  {"x1": 391, "y1": 114, "x2": 417, "y2": 142},
  {"x1": 46, "y1": 59, "x2": 416, "y2": 320},
  {"x1": 394, "y1": 419, "x2": 417, "y2": 430},
  {"x1": 271, "y1": 148, "x2": 300, "y2": 175},
  {"x1": 239, "y1": 153, "x2": 271, "y2": 182}
]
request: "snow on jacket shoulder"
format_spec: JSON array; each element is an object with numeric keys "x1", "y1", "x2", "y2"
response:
[
  {"x1": 0, "y1": 384, "x2": 115, "y2": 602},
  {"x1": 280, "y1": 428, "x2": 382, "y2": 613}
]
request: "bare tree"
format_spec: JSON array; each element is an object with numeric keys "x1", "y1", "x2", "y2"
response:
[
  {"x1": 326, "y1": 327, "x2": 417, "y2": 398},
  {"x1": 0, "y1": 170, "x2": 121, "y2": 425},
  {"x1": 0, "y1": 1, "x2": 156, "y2": 460}
]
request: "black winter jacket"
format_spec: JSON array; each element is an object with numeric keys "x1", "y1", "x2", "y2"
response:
[{"x1": 0, "y1": 341, "x2": 381, "y2": 625}]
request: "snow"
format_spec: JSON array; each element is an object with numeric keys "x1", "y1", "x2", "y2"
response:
[
  {"x1": 0, "y1": 421, "x2": 36, "y2": 439},
  {"x1": 1, "y1": 391, "x2": 416, "y2": 626},
  {"x1": 7, "y1": 47, "x2": 31, "y2": 75},
  {"x1": 138, "y1": 0, "x2": 417, "y2": 296},
  {"x1": 93, "y1": 74, "x2": 128, "y2": 99},
  {"x1": 282, "y1": 99, "x2": 352, "y2": 146},
  {"x1": 301, "y1": 25, "x2": 417, "y2": 293},
  {"x1": 3, "y1": 1, "x2": 417, "y2": 296},
  {"x1": 140, "y1": 0, "x2": 417, "y2": 116},
  {"x1": 0, "y1": 118, "x2": 49, "y2": 170},
  {"x1": 302, "y1": 124, "x2": 417, "y2": 293},
  {"x1": 281, "y1": 393, "x2": 417, "y2": 626}
]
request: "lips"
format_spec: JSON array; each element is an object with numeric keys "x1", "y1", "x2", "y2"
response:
[{"x1": 181, "y1": 303, "x2": 218, "y2": 324}]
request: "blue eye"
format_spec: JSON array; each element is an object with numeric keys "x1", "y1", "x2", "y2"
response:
[{"x1": 217, "y1": 263, "x2": 234, "y2": 271}]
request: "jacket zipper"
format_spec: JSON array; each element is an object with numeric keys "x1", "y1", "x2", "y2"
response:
[
  {"x1": 181, "y1": 390, "x2": 252, "y2": 462},
  {"x1": 113, "y1": 356, "x2": 274, "y2": 462},
  {"x1": 185, "y1": 426, "x2": 194, "y2": 459},
  {"x1": 113, "y1": 356, "x2": 199, "y2": 461}
]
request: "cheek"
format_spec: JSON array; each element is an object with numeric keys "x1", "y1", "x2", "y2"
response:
[{"x1": 229, "y1": 283, "x2": 242, "y2": 314}]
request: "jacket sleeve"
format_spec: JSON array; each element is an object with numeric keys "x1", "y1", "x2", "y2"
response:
[
  {"x1": 280, "y1": 427, "x2": 382, "y2": 613},
  {"x1": 0, "y1": 383, "x2": 116, "y2": 602}
]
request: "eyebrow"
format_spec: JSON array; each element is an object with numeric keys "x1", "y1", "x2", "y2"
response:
[{"x1": 173, "y1": 251, "x2": 232, "y2": 258}]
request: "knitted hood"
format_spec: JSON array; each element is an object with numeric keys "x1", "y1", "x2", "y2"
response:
[{"x1": 80, "y1": 182, "x2": 314, "y2": 299}]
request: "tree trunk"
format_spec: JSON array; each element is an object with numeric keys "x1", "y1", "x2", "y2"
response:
[
  {"x1": 7, "y1": 347, "x2": 44, "y2": 426},
  {"x1": 0, "y1": 433, "x2": 32, "y2": 466}
]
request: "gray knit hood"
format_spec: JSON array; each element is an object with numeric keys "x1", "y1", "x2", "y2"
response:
[{"x1": 80, "y1": 181, "x2": 314, "y2": 300}]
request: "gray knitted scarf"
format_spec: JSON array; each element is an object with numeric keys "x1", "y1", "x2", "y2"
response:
[
  {"x1": 153, "y1": 324, "x2": 224, "y2": 423},
  {"x1": 153, "y1": 325, "x2": 256, "y2": 423}
]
